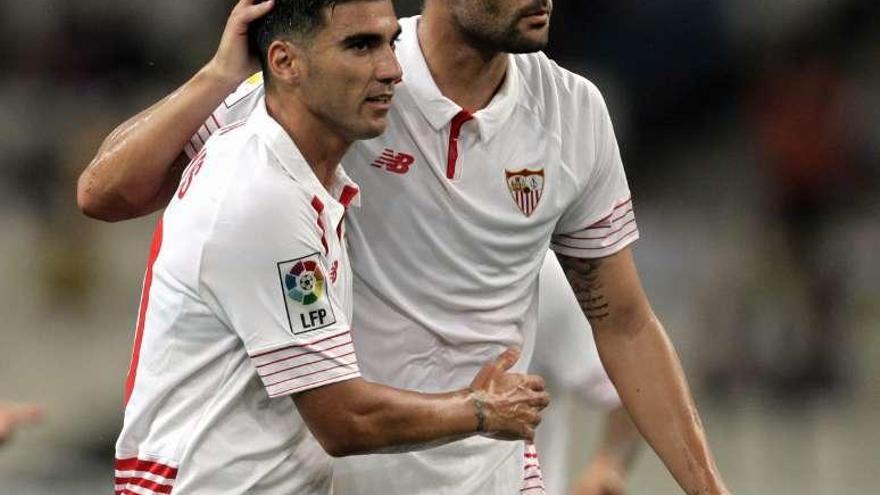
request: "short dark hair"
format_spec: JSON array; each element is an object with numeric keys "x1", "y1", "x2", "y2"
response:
[{"x1": 248, "y1": 0, "x2": 350, "y2": 74}]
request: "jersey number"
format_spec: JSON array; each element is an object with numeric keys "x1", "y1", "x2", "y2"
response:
[{"x1": 178, "y1": 150, "x2": 206, "y2": 199}]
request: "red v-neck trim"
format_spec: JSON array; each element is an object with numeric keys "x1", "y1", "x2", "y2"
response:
[{"x1": 446, "y1": 110, "x2": 474, "y2": 180}]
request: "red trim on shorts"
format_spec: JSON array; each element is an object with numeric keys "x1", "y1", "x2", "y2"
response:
[
  {"x1": 115, "y1": 477, "x2": 173, "y2": 494},
  {"x1": 114, "y1": 456, "x2": 178, "y2": 494}
]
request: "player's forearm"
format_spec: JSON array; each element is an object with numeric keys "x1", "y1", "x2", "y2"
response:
[
  {"x1": 343, "y1": 381, "x2": 479, "y2": 455},
  {"x1": 77, "y1": 64, "x2": 241, "y2": 221},
  {"x1": 295, "y1": 378, "x2": 478, "y2": 457},
  {"x1": 558, "y1": 250, "x2": 726, "y2": 494},
  {"x1": 596, "y1": 316, "x2": 727, "y2": 495}
]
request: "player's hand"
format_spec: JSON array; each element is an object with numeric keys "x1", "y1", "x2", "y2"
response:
[
  {"x1": 0, "y1": 403, "x2": 43, "y2": 446},
  {"x1": 468, "y1": 346, "x2": 549, "y2": 441},
  {"x1": 569, "y1": 455, "x2": 627, "y2": 495},
  {"x1": 205, "y1": 0, "x2": 275, "y2": 86}
]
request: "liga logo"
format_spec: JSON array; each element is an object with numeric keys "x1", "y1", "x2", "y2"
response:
[
  {"x1": 505, "y1": 168, "x2": 545, "y2": 217},
  {"x1": 285, "y1": 259, "x2": 325, "y2": 305},
  {"x1": 277, "y1": 254, "x2": 337, "y2": 335}
]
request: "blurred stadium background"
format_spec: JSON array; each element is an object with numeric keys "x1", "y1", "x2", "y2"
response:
[{"x1": 0, "y1": 0, "x2": 877, "y2": 493}]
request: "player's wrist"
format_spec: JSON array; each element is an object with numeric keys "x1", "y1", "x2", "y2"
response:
[
  {"x1": 466, "y1": 387, "x2": 489, "y2": 434},
  {"x1": 199, "y1": 59, "x2": 250, "y2": 94}
]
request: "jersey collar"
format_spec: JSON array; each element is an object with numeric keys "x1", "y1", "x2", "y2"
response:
[
  {"x1": 251, "y1": 97, "x2": 361, "y2": 209},
  {"x1": 397, "y1": 16, "x2": 521, "y2": 144}
]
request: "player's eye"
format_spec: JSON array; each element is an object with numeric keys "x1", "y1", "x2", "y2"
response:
[
  {"x1": 344, "y1": 35, "x2": 379, "y2": 53},
  {"x1": 350, "y1": 40, "x2": 371, "y2": 52}
]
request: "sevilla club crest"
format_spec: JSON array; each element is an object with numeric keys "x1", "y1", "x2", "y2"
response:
[{"x1": 505, "y1": 168, "x2": 545, "y2": 217}]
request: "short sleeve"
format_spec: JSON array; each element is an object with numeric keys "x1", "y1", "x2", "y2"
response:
[
  {"x1": 551, "y1": 84, "x2": 638, "y2": 259},
  {"x1": 200, "y1": 176, "x2": 359, "y2": 398},
  {"x1": 184, "y1": 73, "x2": 266, "y2": 159}
]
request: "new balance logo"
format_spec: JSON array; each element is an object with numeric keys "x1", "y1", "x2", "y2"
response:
[{"x1": 371, "y1": 149, "x2": 415, "y2": 175}]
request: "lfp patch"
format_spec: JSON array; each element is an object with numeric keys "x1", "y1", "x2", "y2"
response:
[{"x1": 277, "y1": 253, "x2": 337, "y2": 335}]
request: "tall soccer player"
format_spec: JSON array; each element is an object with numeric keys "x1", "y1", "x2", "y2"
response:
[
  {"x1": 104, "y1": 2, "x2": 549, "y2": 494},
  {"x1": 79, "y1": 0, "x2": 731, "y2": 494}
]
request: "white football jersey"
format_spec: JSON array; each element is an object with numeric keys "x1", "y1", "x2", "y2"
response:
[
  {"x1": 187, "y1": 15, "x2": 636, "y2": 495},
  {"x1": 117, "y1": 98, "x2": 361, "y2": 494}
]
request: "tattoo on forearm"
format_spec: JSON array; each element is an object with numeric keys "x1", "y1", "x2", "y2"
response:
[
  {"x1": 469, "y1": 388, "x2": 488, "y2": 432},
  {"x1": 560, "y1": 257, "x2": 610, "y2": 322}
]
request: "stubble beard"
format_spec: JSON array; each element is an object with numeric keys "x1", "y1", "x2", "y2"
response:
[{"x1": 454, "y1": 0, "x2": 551, "y2": 55}]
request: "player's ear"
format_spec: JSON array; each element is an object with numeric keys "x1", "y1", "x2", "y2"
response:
[{"x1": 267, "y1": 39, "x2": 304, "y2": 86}]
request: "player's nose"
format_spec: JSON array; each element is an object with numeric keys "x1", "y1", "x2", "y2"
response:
[{"x1": 375, "y1": 45, "x2": 403, "y2": 85}]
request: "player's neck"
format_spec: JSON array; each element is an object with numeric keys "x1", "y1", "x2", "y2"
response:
[
  {"x1": 266, "y1": 92, "x2": 348, "y2": 189},
  {"x1": 418, "y1": 11, "x2": 508, "y2": 113}
]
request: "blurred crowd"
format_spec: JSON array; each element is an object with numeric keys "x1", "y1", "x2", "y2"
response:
[
  {"x1": 546, "y1": 0, "x2": 880, "y2": 401},
  {"x1": 0, "y1": 0, "x2": 878, "y2": 492}
]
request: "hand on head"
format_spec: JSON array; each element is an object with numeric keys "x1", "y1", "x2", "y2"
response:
[{"x1": 207, "y1": 0, "x2": 276, "y2": 86}]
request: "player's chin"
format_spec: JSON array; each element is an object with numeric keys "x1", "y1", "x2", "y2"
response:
[
  {"x1": 505, "y1": 26, "x2": 550, "y2": 54},
  {"x1": 352, "y1": 116, "x2": 389, "y2": 141}
]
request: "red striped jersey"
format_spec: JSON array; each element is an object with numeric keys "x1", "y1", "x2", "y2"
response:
[{"x1": 116, "y1": 98, "x2": 360, "y2": 494}]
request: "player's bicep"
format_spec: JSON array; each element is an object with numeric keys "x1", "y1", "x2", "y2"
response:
[
  {"x1": 291, "y1": 377, "x2": 369, "y2": 452},
  {"x1": 556, "y1": 247, "x2": 652, "y2": 335},
  {"x1": 141, "y1": 152, "x2": 190, "y2": 214}
]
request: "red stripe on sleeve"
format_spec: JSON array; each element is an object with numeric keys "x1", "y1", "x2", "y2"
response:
[
  {"x1": 250, "y1": 330, "x2": 352, "y2": 359},
  {"x1": 258, "y1": 343, "x2": 355, "y2": 376},
  {"x1": 114, "y1": 457, "x2": 179, "y2": 479},
  {"x1": 585, "y1": 198, "x2": 632, "y2": 229},
  {"x1": 266, "y1": 359, "x2": 358, "y2": 387},
  {"x1": 115, "y1": 477, "x2": 174, "y2": 494},
  {"x1": 261, "y1": 350, "x2": 357, "y2": 381}
]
